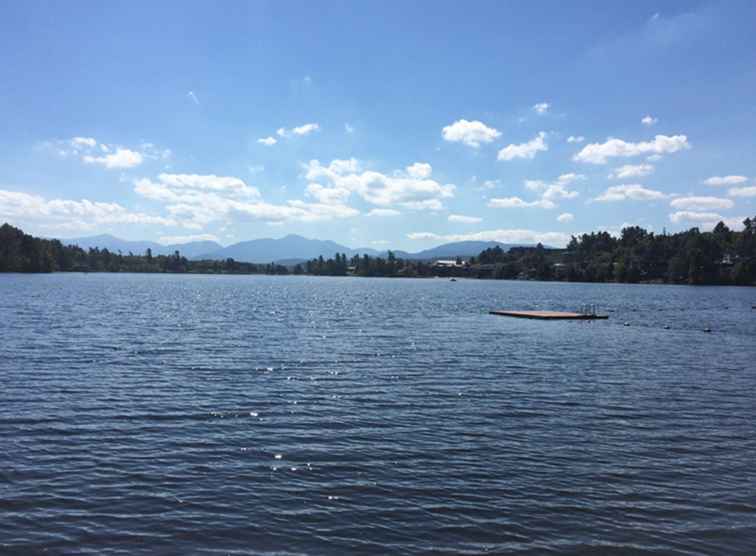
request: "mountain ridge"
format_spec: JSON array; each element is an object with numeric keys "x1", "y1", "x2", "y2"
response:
[{"x1": 64, "y1": 233, "x2": 534, "y2": 264}]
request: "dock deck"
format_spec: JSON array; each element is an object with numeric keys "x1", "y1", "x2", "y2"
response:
[{"x1": 490, "y1": 310, "x2": 609, "y2": 320}]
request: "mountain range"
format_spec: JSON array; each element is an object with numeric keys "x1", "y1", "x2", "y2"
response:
[{"x1": 63, "y1": 234, "x2": 531, "y2": 264}]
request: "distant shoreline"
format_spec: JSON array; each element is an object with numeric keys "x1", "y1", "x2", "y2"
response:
[
  {"x1": 2, "y1": 270, "x2": 754, "y2": 288},
  {"x1": 3, "y1": 222, "x2": 755, "y2": 287}
]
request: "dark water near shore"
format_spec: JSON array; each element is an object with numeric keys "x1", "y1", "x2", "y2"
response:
[{"x1": 2, "y1": 274, "x2": 756, "y2": 555}]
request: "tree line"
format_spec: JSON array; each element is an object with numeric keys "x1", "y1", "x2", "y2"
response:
[
  {"x1": 2, "y1": 218, "x2": 755, "y2": 285},
  {"x1": 0, "y1": 223, "x2": 287, "y2": 275},
  {"x1": 301, "y1": 217, "x2": 756, "y2": 285}
]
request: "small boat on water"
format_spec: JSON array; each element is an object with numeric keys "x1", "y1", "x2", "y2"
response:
[{"x1": 450, "y1": 278, "x2": 457, "y2": 282}]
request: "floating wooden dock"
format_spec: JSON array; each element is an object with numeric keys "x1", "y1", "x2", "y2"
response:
[{"x1": 490, "y1": 310, "x2": 608, "y2": 320}]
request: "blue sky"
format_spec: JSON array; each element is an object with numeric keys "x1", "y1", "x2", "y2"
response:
[{"x1": 1, "y1": 0, "x2": 755, "y2": 249}]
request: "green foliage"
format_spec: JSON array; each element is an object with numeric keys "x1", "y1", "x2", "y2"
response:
[
  {"x1": 476, "y1": 220, "x2": 756, "y2": 285},
  {"x1": 2, "y1": 219, "x2": 755, "y2": 285},
  {"x1": 0, "y1": 223, "x2": 288, "y2": 275}
]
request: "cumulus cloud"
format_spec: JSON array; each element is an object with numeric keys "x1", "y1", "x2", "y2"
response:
[
  {"x1": 257, "y1": 136, "x2": 277, "y2": 146},
  {"x1": 566, "y1": 135, "x2": 585, "y2": 144},
  {"x1": 557, "y1": 212, "x2": 574, "y2": 223},
  {"x1": 267, "y1": 123, "x2": 320, "y2": 140},
  {"x1": 669, "y1": 211, "x2": 723, "y2": 224},
  {"x1": 407, "y1": 229, "x2": 572, "y2": 248},
  {"x1": 367, "y1": 208, "x2": 401, "y2": 217},
  {"x1": 448, "y1": 214, "x2": 482, "y2": 224},
  {"x1": 159, "y1": 233, "x2": 219, "y2": 245},
  {"x1": 593, "y1": 184, "x2": 667, "y2": 202},
  {"x1": 727, "y1": 186, "x2": 756, "y2": 197},
  {"x1": 406, "y1": 162, "x2": 432, "y2": 179},
  {"x1": 72, "y1": 136, "x2": 97, "y2": 148},
  {"x1": 488, "y1": 196, "x2": 555, "y2": 209},
  {"x1": 609, "y1": 163, "x2": 654, "y2": 179},
  {"x1": 0, "y1": 188, "x2": 178, "y2": 232},
  {"x1": 533, "y1": 102, "x2": 550, "y2": 115},
  {"x1": 574, "y1": 134, "x2": 689, "y2": 164},
  {"x1": 135, "y1": 172, "x2": 359, "y2": 227},
  {"x1": 641, "y1": 115, "x2": 658, "y2": 127},
  {"x1": 304, "y1": 159, "x2": 455, "y2": 210},
  {"x1": 497, "y1": 132, "x2": 548, "y2": 161},
  {"x1": 669, "y1": 196, "x2": 733, "y2": 211},
  {"x1": 442, "y1": 119, "x2": 501, "y2": 148},
  {"x1": 83, "y1": 148, "x2": 144, "y2": 169},
  {"x1": 291, "y1": 123, "x2": 319, "y2": 136},
  {"x1": 155, "y1": 173, "x2": 261, "y2": 197},
  {"x1": 704, "y1": 175, "x2": 748, "y2": 187},
  {"x1": 46, "y1": 137, "x2": 165, "y2": 169},
  {"x1": 522, "y1": 173, "x2": 582, "y2": 205}
]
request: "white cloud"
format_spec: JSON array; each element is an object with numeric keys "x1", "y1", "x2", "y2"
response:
[
  {"x1": 704, "y1": 175, "x2": 748, "y2": 187},
  {"x1": 641, "y1": 115, "x2": 658, "y2": 127},
  {"x1": 0, "y1": 188, "x2": 178, "y2": 232},
  {"x1": 407, "y1": 229, "x2": 572, "y2": 247},
  {"x1": 669, "y1": 211, "x2": 723, "y2": 224},
  {"x1": 159, "y1": 233, "x2": 219, "y2": 245},
  {"x1": 497, "y1": 132, "x2": 548, "y2": 161},
  {"x1": 257, "y1": 136, "x2": 277, "y2": 146},
  {"x1": 574, "y1": 134, "x2": 689, "y2": 164},
  {"x1": 305, "y1": 183, "x2": 352, "y2": 205},
  {"x1": 442, "y1": 119, "x2": 501, "y2": 148},
  {"x1": 367, "y1": 208, "x2": 401, "y2": 217},
  {"x1": 135, "y1": 173, "x2": 359, "y2": 227},
  {"x1": 156, "y1": 173, "x2": 261, "y2": 197},
  {"x1": 557, "y1": 212, "x2": 574, "y2": 223},
  {"x1": 406, "y1": 162, "x2": 432, "y2": 179},
  {"x1": 270, "y1": 123, "x2": 320, "y2": 139},
  {"x1": 82, "y1": 148, "x2": 143, "y2": 169},
  {"x1": 609, "y1": 163, "x2": 654, "y2": 179},
  {"x1": 72, "y1": 137, "x2": 97, "y2": 148},
  {"x1": 593, "y1": 184, "x2": 667, "y2": 202},
  {"x1": 481, "y1": 179, "x2": 500, "y2": 190},
  {"x1": 138, "y1": 142, "x2": 172, "y2": 161},
  {"x1": 448, "y1": 214, "x2": 482, "y2": 224},
  {"x1": 187, "y1": 91, "x2": 200, "y2": 105},
  {"x1": 669, "y1": 196, "x2": 733, "y2": 211},
  {"x1": 566, "y1": 135, "x2": 585, "y2": 144},
  {"x1": 49, "y1": 137, "x2": 167, "y2": 169},
  {"x1": 542, "y1": 183, "x2": 579, "y2": 201},
  {"x1": 292, "y1": 123, "x2": 319, "y2": 136},
  {"x1": 488, "y1": 196, "x2": 555, "y2": 209},
  {"x1": 248, "y1": 165, "x2": 264, "y2": 175},
  {"x1": 533, "y1": 102, "x2": 550, "y2": 115},
  {"x1": 304, "y1": 159, "x2": 455, "y2": 210},
  {"x1": 522, "y1": 173, "x2": 582, "y2": 205},
  {"x1": 728, "y1": 186, "x2": 756, "y2": 197}
]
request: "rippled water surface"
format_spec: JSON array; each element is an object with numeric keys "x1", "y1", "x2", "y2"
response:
[{"x1": 2, "y1": 274, "x2": 756, "y2": 555}]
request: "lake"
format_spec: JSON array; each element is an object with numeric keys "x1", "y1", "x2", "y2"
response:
[{"x1": 1, "y1": 274, "x2": 755, "y2": 555}]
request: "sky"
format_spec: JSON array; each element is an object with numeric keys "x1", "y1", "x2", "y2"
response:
[{"x1": 1, "y1": 0, "x2": 755, "y2": 249}]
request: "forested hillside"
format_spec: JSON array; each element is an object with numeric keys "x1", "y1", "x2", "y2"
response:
[
  {"x1": 0, "y1": 223, "x2": 286, "y2": 274},
  {"x1": 2, "y1": 219, "x2": 755, "y2": 285}
]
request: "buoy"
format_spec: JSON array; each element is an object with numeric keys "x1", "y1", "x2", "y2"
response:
[
  {"x1": 624, "y1": 322, "x2": 630, "y2": 326},
  {"x1": 703, "y1": 327, "x2": 712, "y2": 333},
  {"x1": 663, "y1": 325, "x2": 670, "y2": 330}
]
